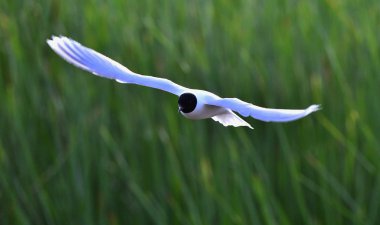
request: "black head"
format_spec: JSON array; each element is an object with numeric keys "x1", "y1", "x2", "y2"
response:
[{"x1": 178, "y1": 93, "x2": 197, "y2": 113}]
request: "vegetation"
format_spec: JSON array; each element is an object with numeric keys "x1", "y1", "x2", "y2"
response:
[{"x1": 0, "y1": 0, "x2": 379, "y2": 224}]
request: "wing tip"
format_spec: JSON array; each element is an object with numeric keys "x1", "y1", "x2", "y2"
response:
[
  {"x1": 46, "y1": 35, "x2": 59, "y2": 42},
  {"x1": 46, "y1": 35, "x2": 75, "y2": 47},
  {"x1": 308, "y1": 104, "x2": 322, "y2": 113},
  {"x1": 46, "y1": 35, "x2": 56, "y2": 46}
]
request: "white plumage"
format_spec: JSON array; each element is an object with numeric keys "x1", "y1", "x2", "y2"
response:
[{"x1": 47, "y1": 36, "x2": 320, "y2": 129}]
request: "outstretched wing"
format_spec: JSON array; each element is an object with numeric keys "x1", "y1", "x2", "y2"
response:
[
  {"x1": 47, "y1": 36, "x2": 188, "y2": 96},
  {"x1": 207, "y1": 97, "x2": 320, "y2": 122}
]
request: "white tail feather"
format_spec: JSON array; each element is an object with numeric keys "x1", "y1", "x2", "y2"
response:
[{"x1": 212, "y1": 111, "x2": 253, "y2": 129}]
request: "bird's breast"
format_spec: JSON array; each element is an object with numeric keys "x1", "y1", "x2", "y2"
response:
[{"x1": 181, "y1": 103, "x2": 227, "y2": 120}]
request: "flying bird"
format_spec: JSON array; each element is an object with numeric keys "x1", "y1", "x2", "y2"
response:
[{"x1": 47, "y1": 36, "x2": 320, "y2": 129}]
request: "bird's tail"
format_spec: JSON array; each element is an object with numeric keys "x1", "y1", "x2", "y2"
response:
[{"x1": 212, "y1": 111, "x2": 253, "y2": 129}]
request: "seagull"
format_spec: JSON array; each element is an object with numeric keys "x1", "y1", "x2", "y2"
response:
[{"x1": 47, "y1": 36, "x2": 320, "y2": 129}]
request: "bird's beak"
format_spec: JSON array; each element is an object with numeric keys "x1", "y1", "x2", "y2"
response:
[{"x1": 178, "y1": 106, "x2": 183, "y2": 113}]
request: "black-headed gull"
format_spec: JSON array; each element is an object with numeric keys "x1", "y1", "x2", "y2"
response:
[{"x1": 47, "y1": 36, "x2": 320, "y2": 129}]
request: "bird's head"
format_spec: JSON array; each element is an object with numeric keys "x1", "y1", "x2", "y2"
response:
[{"x1": 178, "y1": 93, "x2": 197, "y2": 114}]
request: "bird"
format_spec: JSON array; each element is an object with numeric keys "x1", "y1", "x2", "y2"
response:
[{"x1": 47, "y1": 36, "x2": 320, "y2": 129}]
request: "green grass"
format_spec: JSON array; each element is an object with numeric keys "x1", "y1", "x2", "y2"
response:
[{"x1": 0, "y1": 0, "x2": 379, "y2": 224}]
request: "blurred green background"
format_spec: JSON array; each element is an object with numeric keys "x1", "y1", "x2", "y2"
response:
[{"x1": 1, "y1": 0, "x2": 379, "y2": 224}]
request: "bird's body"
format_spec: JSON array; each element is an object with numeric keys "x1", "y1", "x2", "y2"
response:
[
  {"x1": 47, "y1": 36, "x2": 320, "y2": 129},
  {"x1": 181, "y1": 103, "x2": 227, "y2": 120},
  {"x1": 177, "y1": 90, "x2": 253, "y2": 128}
]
